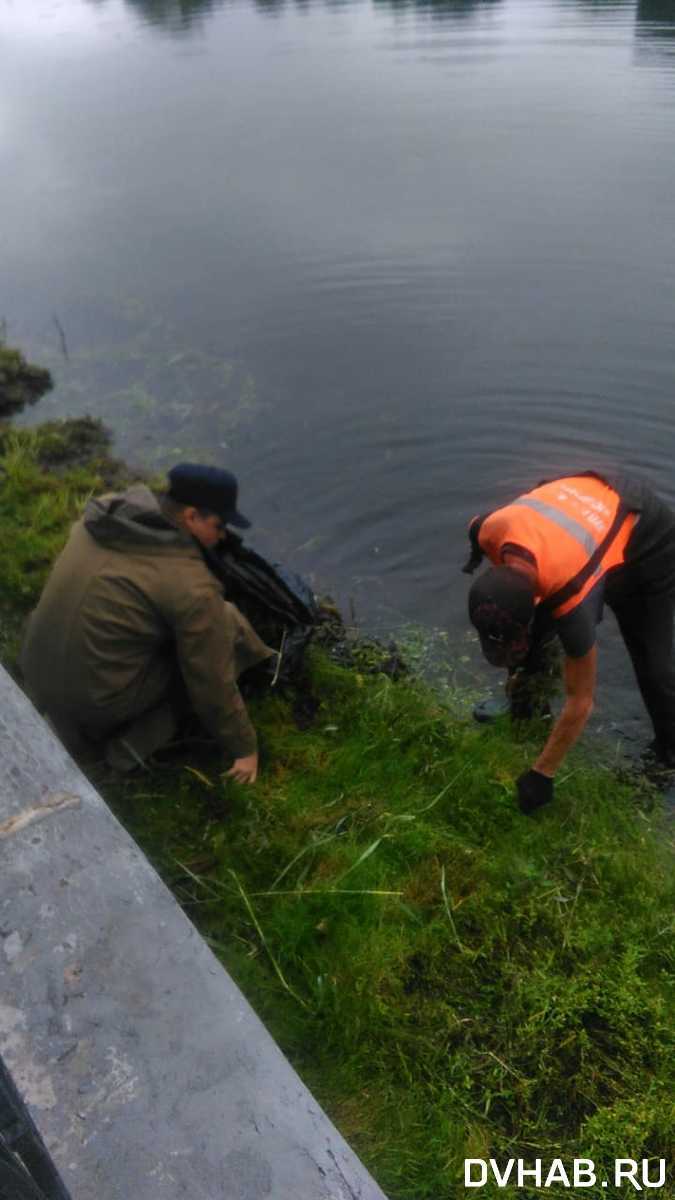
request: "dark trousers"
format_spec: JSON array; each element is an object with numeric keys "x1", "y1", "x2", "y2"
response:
[
  {"x1": 512, "y1": 585, "x2": 675, "y2": 754},
  {"x1": 606, "y1": 588, "x2": 675, "y2": 755}
]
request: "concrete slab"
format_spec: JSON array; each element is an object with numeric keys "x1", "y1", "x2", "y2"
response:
[{"x1": 0, "y1": 664, "x2": 388, "y2": 1200}]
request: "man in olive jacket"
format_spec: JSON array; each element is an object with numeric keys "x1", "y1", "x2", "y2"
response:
[{"x1": 20, "y1": 464, "x2": 274, "y2": 782}]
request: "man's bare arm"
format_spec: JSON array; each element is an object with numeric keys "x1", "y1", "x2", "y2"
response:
[{"x1": 533, "y1": 646, "x2": 597, "y2": 777}]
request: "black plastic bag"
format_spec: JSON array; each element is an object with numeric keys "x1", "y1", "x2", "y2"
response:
[{"x1": 204, "y1": 534, "x2": 318, "y2": 683}]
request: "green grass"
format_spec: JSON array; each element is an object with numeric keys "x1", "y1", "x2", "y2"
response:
[
  {"x1": 1, "y1": 415, "x2": 674, "y2": 1199},
  {"x1": 101, "y1": 659, "x2": 675, "y2": 1199}
]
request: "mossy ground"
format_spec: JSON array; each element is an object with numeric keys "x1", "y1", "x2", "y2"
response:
[
  {"x1": 1, "y1": 416, "x2": 674, "y2": 1199},
  {"x1": 0, "y1": 339, "x2": 52, "y2": 417}
]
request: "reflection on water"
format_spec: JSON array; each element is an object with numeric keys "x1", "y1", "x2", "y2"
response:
[
  {"x1": 637, "y1": 0, "x2": 675, "y2": 31},
  {"x1": 636, "y1": 0, "x2": 675, "y2": 38},
  {"x1": 573, "y1": 1, "x2": 631, "y2": 9},
  {"x1": 114, "y1": 0, "x2": 675, "y2": 22},
  {"x1": 94, "y1": 0, "x2": 675, "y2": 36},
  {"x1": 109, "y1": 0, "x2": 508, "y2": 23},
  {"x1": 372, "y1": 0, "x2": 502, "y2": 17},
  {"x1": 635, "y1": 0, "x2": 675, "y2": 67},
  {"x1": 116, "y1": 0, "x2": 218, "y2": 30}
]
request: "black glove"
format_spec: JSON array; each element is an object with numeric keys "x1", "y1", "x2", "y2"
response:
[{"x1": 516, "y1": 769, "x2": 554, "y2": 815}]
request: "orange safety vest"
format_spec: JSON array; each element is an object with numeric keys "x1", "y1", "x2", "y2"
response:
[{"x1": 479, "y1": 476, "x2": 637, "y2": 618}]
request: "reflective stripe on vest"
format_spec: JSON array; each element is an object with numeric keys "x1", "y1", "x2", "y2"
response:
[
  {"x1": 511, "y1": 497, "x2": 600, "y2": 573},
  {"x1": 540, "y1": 501, "x2": 629, "y2": 614},
  {"x1": 478, "y1": 476, "x2": 636, "y2": 618}
]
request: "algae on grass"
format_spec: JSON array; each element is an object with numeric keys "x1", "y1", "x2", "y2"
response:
[{"x1": 1, "y1": 387, "x2": 674, "y2": 1199}]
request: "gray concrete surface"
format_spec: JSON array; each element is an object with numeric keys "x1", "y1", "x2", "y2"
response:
[{"x1": 0, "y1": 663, "x2": 388, "y2": 1200}]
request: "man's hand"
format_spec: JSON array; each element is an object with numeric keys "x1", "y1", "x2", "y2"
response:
[
  {"x1": 517, "y1": 769, "x2": 554, "y2": 815},
  {"x1": 225, "y1": 753, "x2": 258, "y2": 784}
]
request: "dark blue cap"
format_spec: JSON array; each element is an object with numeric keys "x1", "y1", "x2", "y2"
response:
[{"x1": 167, "y1": 463, "x2": 251, "y2": 529}]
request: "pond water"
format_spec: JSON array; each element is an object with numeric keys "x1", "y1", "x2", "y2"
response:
[{"x1": 4, "y1": 0, "x2": 675, "y2": 746}]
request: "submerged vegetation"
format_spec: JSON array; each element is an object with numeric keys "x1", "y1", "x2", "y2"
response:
[
  {"x1": 15, "y1": 301, "x2": 261, "y2": 468},
  {"x1": 0, "y1": 348, "x2": 673, "y2": 1198}
]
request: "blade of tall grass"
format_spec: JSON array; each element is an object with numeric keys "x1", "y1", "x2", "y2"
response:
[
  {"x1": 440, "y1": 864, "x2": 466, "y2": 954},
  {"x1": 270, "y1": 832, "x2": 339, "y2": 892},
  {"x1": 415, "y1": 764, "x2": 469, "y2": 814},
  {"x1": 229, "y1": 869, "x2": 309, "y2": 1010},
  {"x1": 174, "y1": 857, "x2": 233, "y2": 899},
  {"x1": 249, "y1": 888, "x2": 403, "y2": 897},
  {"x1": 332, "y1": 835, "x2": 389, "y2": 885}
]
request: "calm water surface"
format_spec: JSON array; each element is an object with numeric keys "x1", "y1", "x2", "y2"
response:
[{"x1": 3, "y1": 0, "x2": 675, "y2": 741}]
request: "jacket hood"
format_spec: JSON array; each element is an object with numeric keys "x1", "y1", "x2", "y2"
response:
[{"x1": 83, "y1": 484, "x2": 195, "y2": 552}]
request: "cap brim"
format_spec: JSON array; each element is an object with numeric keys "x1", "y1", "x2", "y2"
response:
[
  {"x1": 478, "y1": 629, "x2": 532, "y2": 669},
  {"x1": 478, "y1": 632, "x2": 510, "y2": 668},
  {"x1": 225, "y1": 509, "x2": 250, "y2": 530}
]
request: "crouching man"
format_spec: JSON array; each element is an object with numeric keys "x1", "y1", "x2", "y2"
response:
[{"x1": 20, "y1": 463, "x2": 275, "y2": 781}]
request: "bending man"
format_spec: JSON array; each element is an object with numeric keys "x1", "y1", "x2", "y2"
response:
[
  {"x1": 21, "y1": 463, "x2": 274, "y2": 782},
  {"x1": 465, "y1": 470, "x2": 675, "y2": 813}
]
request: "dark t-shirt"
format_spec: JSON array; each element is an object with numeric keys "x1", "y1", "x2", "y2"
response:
[{"x1": 551, "y1": 580, "x2": 606, "y2": 658}]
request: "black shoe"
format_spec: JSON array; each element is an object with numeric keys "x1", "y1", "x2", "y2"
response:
[
  {"x1": 510, "y1": 698, "x2": 552, "y2": 721},
  {"x1": 472, "y1": 695, "x2": 552, "y2": 723},
  {"x1": 473, "y1": 696, "x2": 511, "y2": 723}
]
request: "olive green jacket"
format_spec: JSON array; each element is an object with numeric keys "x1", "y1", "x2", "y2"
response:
[{"x1": 20, "y1": 485, "x2": 273, "y2": 757}]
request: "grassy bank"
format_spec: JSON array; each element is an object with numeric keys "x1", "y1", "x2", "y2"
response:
[
  {"x1": 108, "y1": 673, "x2": 674, "y2": 1199},
  {"x1": 1, "y1": 415, "x2": 673, "y2": 1198}
]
